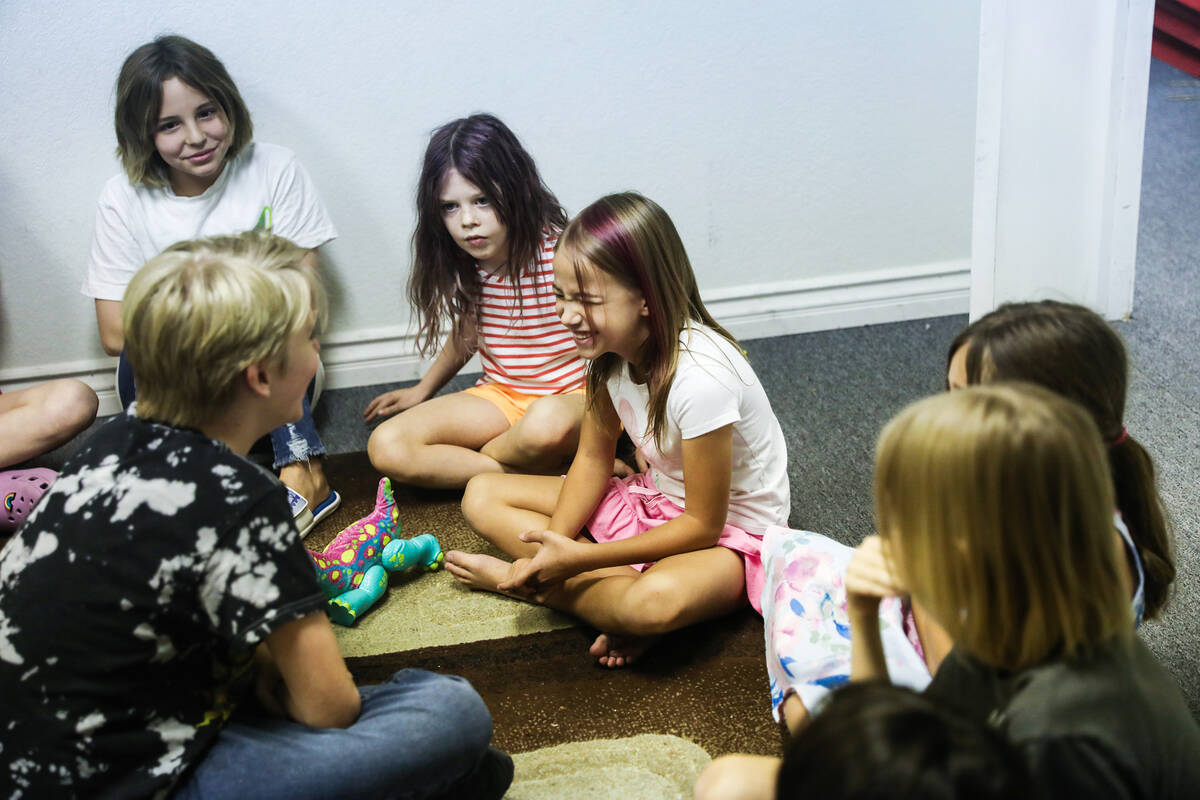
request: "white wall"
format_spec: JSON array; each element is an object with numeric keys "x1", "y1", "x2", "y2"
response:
[
  {"x1": 0, "y1": 1, "x2": 979, "y2": 410},
  {"x1": 971, "y1": 0, "x2": 1153, "y2": 321}
]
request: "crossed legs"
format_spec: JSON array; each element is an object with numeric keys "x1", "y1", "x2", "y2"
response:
[
  {"x1": 449, "y1": 473, "x2": 747, "y2": 665},
  {"x1": 368, "y1": 392, "x2": 584, "y2": 490}
]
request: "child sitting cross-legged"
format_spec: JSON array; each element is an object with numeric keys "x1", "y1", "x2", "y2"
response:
[{"x1": 0, "y1": 231, "x2": 511, "y2": 800}]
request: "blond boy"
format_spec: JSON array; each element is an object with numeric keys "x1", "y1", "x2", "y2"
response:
[{"x1": 0, "y1": 232, "x2": 510, "y2": 799}]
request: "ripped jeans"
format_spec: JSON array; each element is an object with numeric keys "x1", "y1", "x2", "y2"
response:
[{"x1": 116, "y1": 350, "x2": 326, "y2": 468}]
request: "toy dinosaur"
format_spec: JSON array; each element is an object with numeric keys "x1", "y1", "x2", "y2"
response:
[{"x1": 308, "y1": 477, "x2": 443, "y2": 626}]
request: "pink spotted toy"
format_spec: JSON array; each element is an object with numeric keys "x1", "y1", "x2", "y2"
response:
[{"x1": 307, "y1": 477, "x2": 443, "y2": 626}]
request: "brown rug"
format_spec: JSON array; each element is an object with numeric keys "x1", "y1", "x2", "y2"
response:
[{"x1": 314, "y1": 453, "x2": 784, "y2": 780}]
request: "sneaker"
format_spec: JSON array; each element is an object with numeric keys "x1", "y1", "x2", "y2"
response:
[{"x1": 287, "y1": 487, "x2": 314, "y2": 536}]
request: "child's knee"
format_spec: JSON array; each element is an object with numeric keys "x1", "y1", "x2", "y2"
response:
[
  {"x1": 695, "y1": 755, "x2": 777, "y2": 800},
  {"x1": 619, "y1": 575, "x2": 688, "y2": 635},
  {"x1": 44, "y1": 379, "x2": 98, "y2": 436},
  {"x1": 514, "y1": 399, "x2": 579, "y2": 454},
  {"x1": 367, "y1": 423, "x2": 415, "y2": 476},
  {"x1": 461, "y1": 473, "x2": 506, "y2": 529},
  {"x1": 694, "y1": 755, "x2": 747, "y2": 800}
]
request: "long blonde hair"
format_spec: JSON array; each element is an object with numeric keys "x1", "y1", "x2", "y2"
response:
[
  {"x1": 557, "y1": 193, "x2": 736, "y2": 448},
  {"x1": 874, "y1": 383, "x2": 1131, "y2": 670}
]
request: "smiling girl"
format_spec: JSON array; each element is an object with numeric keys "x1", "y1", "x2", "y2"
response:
[
  {"x1": 82, "y1": 35, "x2": 340, "y2": 531},
  {"x1": 445, "y1": 193, "x2": 790, "y2": 666}
]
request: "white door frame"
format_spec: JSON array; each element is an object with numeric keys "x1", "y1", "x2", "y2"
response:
[{"x1": 971, "y1": 0, "x2": 1155, "y2": 321}]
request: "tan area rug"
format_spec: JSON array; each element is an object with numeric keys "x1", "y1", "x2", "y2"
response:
[
  {"x1": 313, "y1": 454, "x2": 579, "y2": 656},
  {"x1": 507, "y1": 734, "x2": 711, "y2": 800},
  {"x1": 332, "y1": 569, "x2": 576, "y2": 656},
  {"x1": 327, "y1": 453, "x2": 785, "y2": 768}
]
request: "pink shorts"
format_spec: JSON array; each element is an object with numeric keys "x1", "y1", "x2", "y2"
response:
[{"x1": 585, "y1": 471, "x2": 767, "y2": 613}]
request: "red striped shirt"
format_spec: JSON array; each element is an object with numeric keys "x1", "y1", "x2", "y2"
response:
[{"x1": 473, "y1": 235, "x2": 585, "y2": 395}]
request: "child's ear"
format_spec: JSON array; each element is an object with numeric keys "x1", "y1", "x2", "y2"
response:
[
  {"x1": 242, "y1": 362, "x2": 272, "y2": 399},
  {"x1": 639, "y1": 296, "x2": 650, "y2": 317}
]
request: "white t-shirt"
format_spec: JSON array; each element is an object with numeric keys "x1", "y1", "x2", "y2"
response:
[
  {"x1": 82, "y1": 142, "x2": 337, "y2": 300},
  {"x1": 606, "y1": 324, "x2": 791, "y2": 532}
]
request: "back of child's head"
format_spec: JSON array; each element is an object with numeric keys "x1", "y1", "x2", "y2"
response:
[
  {"x1": 947, "y1": 299, "x2": 1174, "y2": 618},
  {"x1": 122, "y1": 231, "x2": 325, "y2": 429},
  {"x1": 558, "y1": 192, "x2": 737, "y2": 446},
  {"x1": 115, "y1": 34, "x2": 253, "y2": 188},
  {"x1": 410, "y1": 113, "x2": 566, "y2": 356},
  {"x1": 874, "y1": 383, "x2": 1132, "y2": 670},
  {"x1": 776, "y1": 682, "x2": 1038, "y2": 800}
]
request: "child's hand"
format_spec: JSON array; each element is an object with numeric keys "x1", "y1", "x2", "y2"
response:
[
  {"x1": 498, "y1": 530, "x2": 589, "y2": 591},
  {"x1": 363, "y1": 386, "x2": 427, "y2": 422},
  {"x1": 845, "y1": 534, "x2": 905, "y2": 615}
]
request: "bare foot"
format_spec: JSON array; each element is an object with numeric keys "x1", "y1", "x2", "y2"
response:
[
  {"x1": 588, "y1": 632, "x2": 658, "y2": 668},
  {"x1": 445, "y1": 551, "x2": 528, "y2": 598},
  {"x1": 279, "y1": 458, "x2": 331, "y2": 508}
]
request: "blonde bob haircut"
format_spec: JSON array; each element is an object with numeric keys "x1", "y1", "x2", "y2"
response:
[
  {"x1": 874, "y1": 383, "x2": 1131, "y2": 671},
  {"x1": 122, "y1": 231, "x2": 326, "y2": 429}
]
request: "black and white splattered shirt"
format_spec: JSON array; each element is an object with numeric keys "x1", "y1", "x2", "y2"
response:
[{"x1": 0, "y1": 408, "x2": 326, "y2": 799}]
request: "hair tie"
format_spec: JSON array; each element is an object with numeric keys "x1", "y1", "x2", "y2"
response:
[{"x1": 1110, "y1": 427, "x2": 1128, "y2": 446}]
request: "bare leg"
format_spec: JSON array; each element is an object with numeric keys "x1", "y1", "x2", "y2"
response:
[
  {"x1": 367, "y1": 392, "x2": 510, "y2": 489},
  {"x1": 460, "y1": 472, "x2": 566, "y2": 558},
  {"x1": 781, "y1": 694, "x2": 809, "y2": 735},
  {"x1": 446, "y1": 544, "x2": 746, "y2": 663},
  {"x1": 279, "y1": 457, "x2": 332, "y2": 509},
  {"x1": 479, "y1": 394, "x2": 584, "y2": 473},
  {"x1": 693, "y1": 754, "x2": 780, "y2": 800},
  {"x1": 0, "y1": 380, "x2": 98, "y2": 467}
]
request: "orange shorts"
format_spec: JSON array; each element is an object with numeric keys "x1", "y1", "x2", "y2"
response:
[{"x1": 461, "y1": 383, "x2": 584, "y2": 426}]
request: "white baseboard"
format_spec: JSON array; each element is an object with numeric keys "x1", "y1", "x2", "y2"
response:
[{"x1": 2, "y1": 260, "x2": 969, "y2": 417}]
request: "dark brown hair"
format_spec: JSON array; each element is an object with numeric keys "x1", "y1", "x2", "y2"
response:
[
  {"x1": 947, "y1": 300, "x2": 1174, "y2": 619},
  {"x1": 778, "y1": 682, "x2": 1038, "y2": 799},
  {"x1": 114, "y1": 35, "x2": 253, "y2": 188},
  {"x1": 409, "y1": 113, "x2": 566, "y2": 357}
]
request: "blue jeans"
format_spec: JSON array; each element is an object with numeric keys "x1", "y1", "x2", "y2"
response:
[
  {"x1": 173, "y1": 670, "x2": 505, "y2": 800},
  {"x1": 117, "y1": 350, "x2": 326, "y2": 468}
]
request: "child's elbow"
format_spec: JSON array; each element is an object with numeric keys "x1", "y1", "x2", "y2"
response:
[{"x1": 295, "y1": 686, "x2": 361, "y2": 729}]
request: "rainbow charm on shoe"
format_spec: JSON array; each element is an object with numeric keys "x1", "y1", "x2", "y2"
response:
[{"x1": 307, "y1": 477, "x2": 442, "y2": 626}]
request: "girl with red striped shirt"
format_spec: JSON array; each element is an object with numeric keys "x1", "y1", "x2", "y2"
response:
[{"x1": 366, "y1": 114, "x2": 591, "y2": 489}]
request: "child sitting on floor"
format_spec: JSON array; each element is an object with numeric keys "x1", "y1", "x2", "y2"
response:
[
  {"x1": 447, "y1": 193, "x2": 790, "y2": 666},
  {"x1": 83, "y1": 34, "x2": 341, "y2": 530},
  {"x1": 698, "y1": 384, "x2": 1200, "y2": 799},
  {"x1": 761, "y1": 299, "x2": 1171, "y2": 733},
  {"x1": 0, "y1": 231, "x2": 510, "y2": 799}
]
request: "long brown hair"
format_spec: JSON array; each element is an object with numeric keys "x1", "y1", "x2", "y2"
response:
[
  {"x1": 409, "y1": 113, "x2": 566, "y2": 357},
  {"x1": 947, "y1": 300, "x2": 1174, "y2": 619},
  {"x1": 114, "y1": 35, "x2": 254, "y2": 189},
  {"x1": 557, "y1": 193, "x2": 737, "y2": 449},
  {"x1": 876, "y1": 384, "x2": 1132, "y2": 670}
]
